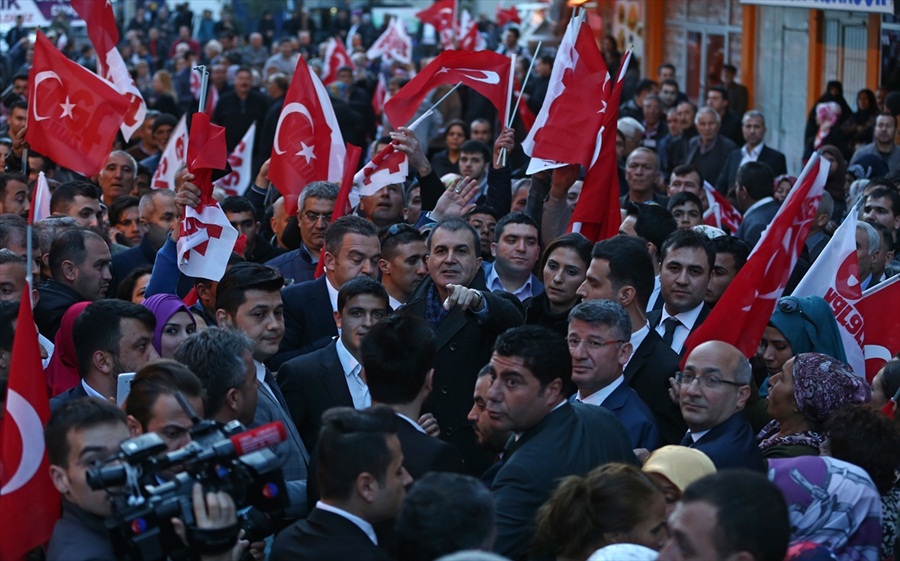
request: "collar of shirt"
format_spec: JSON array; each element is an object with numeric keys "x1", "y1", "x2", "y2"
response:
[
  {"x1": 659, "y1": 301, "x2": 705, "y2": 333},
  {"x1": 315, "y1": 501, "x2": 378, "y2": 545},
  {"x1": 388, "y1": 294, "x2": 403, "y2": 311},
  {"x1": 81, "y1": 379, "x2": 106, "y2": 400},
  {"x1": 626, "y1": 321, "x2": 650, "y2": 367},
  {"x1": 577, "y1": 375, "x2": 624, "y2": 406},
  {"x1": 396, "y1": 412, "x2": 426, "y2": 433},
  {"x1": 254, "y1": 360, "x2": 267, "y2": 384},
  {"x1": 300, "y1": 243, "x2": 318, "y2": 264},
  {"x1": 325, "y1": 275, "x2": 340, "y2": 313},
  {"x1": 486, "y1": 265, "x2": 534, "y2": 301},
  {"x1": 689, "y1": 428, "x2": 711, "y2": 443},
  {"x1": 741, "y1": 142, "x2": 763, "y2": 161},
  {"x1": 744, "y1": 196, "x2": 775, "y2": 217},
  {"x1": 646, "y1": 275, "x2": 662, "y2": 313},
  {"x1": 699, "y1": 136, "x2": 718, "y2": 154},
  {"x1": 335, "y1": 338, "x2": 361, "y2": 379}
]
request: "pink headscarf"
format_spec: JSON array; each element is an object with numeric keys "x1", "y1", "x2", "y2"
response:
[
  {"x1": 814, "y1": 102, "x2": 842, "y2": 149},
  {"x1": 44, "y1": 301, "x2": 90, "y2": 397}
]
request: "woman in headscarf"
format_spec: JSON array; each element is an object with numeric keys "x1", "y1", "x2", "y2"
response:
[
  {"x1": 805, "y1": 81, "x2": 853, "y2": 152},
  {"x1": 758, "y1": 353, "x2": 870, "y2": 459},
  {"x1": 44, "y1": 301, "x2": 90, "y2": 397},
  {"x1": 641, "y1": 445, "x2": 716, "y2": 516},
  {"x1": 141, "y1": 294, "x2": 197, "y2": 359},
  {"x1": 849, "y1": 89, "x2": 879, "y2": 147},
  {"x1": 769, "y1": 455, "x2": 882, "y2": 561},
  {"x1": 758, "y1": 295, "x2": 847, "y2": 397},
  {"x1": 819, "y1": 145, "x2": 850, "y2": 219}
]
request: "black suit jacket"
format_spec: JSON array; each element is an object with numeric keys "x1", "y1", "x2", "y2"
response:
[
  {"x1": 681, "y1": 412, "x2": 764, "y2": 472},
  {"x1": 715, "y1": 145, "x2": 788, "y2": 195},
  {"x1": 277, "y1": 340, "x2": 352, "y2": 451},
  {"x1": 647, "y1": 304, "x2": 712, "y2": 356},
  {"x1": 686, "y1": 135, "x2": 737, "y2": 193},
  {"x1": 491, "y1": 403, "x2": 637, "y2": 559},
  {"x1": 272, "y1": 276, "x2": 336, "y2": 369},
  {"x1": 46, "y1": 500, "x2": 116, "y2": 561},
  {"x1": 395, "y1": 415, "x2": 464, "y2": 479},
  {"x1": 624, "y1": 329, "x2": 686, "y2": 445},
  {"x1": 271, "y1": 507, "x2": 393, "y2": 561},
  {"x1": 401, "y1": 271, "x2": 525, "y2": 476},
  {"x1": 49, "y1": 382, "x2": 90, "y2": 413}
]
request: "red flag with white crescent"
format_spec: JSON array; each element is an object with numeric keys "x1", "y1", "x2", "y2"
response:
[
  {"x1": 681, "y1": 154, "x2": 829, "y2": 362},
  {"x1": 322, "y1": 38, "x2": 354, "y2": 85},
  {"x1": 268, "y1": 59, "x2": 346, "y2": 216},
  {"x1": 458, "y1": 10, "x2": 486, "y2": 52},
  {"x1": 150, "y1": 114, "x2": 189, "y2": 190},
  {"x1": 858, "y1": 275, "x2": 900, "y2": 381},
  {"x1": 214, "y1": 122, "x2": 256, "y2": 198},
  {"x1": 26, "y1": 32, "x2": 129, "y2": 178},
  {"x1": 417, "y1": 0, "x2": 457, "y2": 50},
  {"x1": 702, "y1": 181, "x2": 743, "y2": 234},
  {"x1": 496, "y1": 5, "x2": 521, "y2": 27},
  {"x1": 0, "y1": 287, "x2": 60, "y2": 561}
]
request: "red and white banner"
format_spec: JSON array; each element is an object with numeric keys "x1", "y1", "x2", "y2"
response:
[
  {"x1": 458, "y1": 10, "x2": 486, "y2": 51},
  {"x1": 322, "y1": 38, "x2": 354, "y2": 85},
  {"x1": 151, "y1": 114, "x2": 189, "y2": 190},
  {"x1": 0, "y1": 286, "x2": 60, "y2": 561},
  {"x1": 353, "y1": 143, "x2": 409, "y2": 198},
  {"x1": 214, "y1": 122, "x2": 256, "y2": 198},
  {"x1": 177, "y1": 113, "x2": 238, "y2": 281},
  {"x1": 702, "y1": 181, "x2": 743, "y2": 234},
  {"x1": 792, "y1": 201, "x2": 866, "y2": 377},
  {"x1": 29, "y1": 171, "x2": 52, "y2": 224},
  {"x1": 417, "y1": 0, "x2": 457, "y2": 50},
  {"x1": 681, "y1": 155, "x2": 829, "y2": 362},
  {"x1": 523, "y1": 16, "x2": 609, "y2": 172},
  {"x1": 268, "y1": 58, "x2": 346, "y2": 216},
  {"x1": 366, "y1": 18, "x2": 413, "y2": 64},
  {"x1": 858, "y1": 275, "x2": 900, "y2": 381}
]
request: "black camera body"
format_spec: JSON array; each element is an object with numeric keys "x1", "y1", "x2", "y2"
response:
[{"x1": 87, "y1": 419, "x2": 288, "y2": 561}]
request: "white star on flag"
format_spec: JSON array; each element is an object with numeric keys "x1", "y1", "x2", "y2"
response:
[
  {"x1": 59, "y1": 96, "x2": 75, "y2": 119},
  {"x1": 297, "y1": 142, "x2": 316, "y2": 163}
]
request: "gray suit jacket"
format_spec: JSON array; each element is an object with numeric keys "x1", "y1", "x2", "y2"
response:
[{"x1": 253, "y1": 372, "x2": 311, "y2": 519}]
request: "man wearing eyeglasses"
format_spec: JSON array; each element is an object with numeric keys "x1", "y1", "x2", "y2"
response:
[
  {"x1": 567, "y1": 300, "x2": 660, "y2": 451},
  {"x1": 677, "y1": 340, "x2": 763, "y2": 471}
]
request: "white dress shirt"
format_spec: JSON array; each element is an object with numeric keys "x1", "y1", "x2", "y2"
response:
[
  {"x1": 739, "y1": 142, "x2": 764, "y2": 168},
  {"x1": 336, "y1": 339, "x2": 370, "y2": 409},
  {"x1": 625, "y1": 321, "x2": 651, "y2": 370},
  {"x1": 655, "y1": 301, "x2": 706, "y2": 353},
  {"x1": 315, "y1": 501, "x2": 378, "y2": 545}
]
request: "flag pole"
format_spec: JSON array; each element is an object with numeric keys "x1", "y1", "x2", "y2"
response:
[
  {"x1": 22, "y1": 148, "x2": 33, "y2": 305},
  {"x1": 498, "y1": 53, "x2": 517, "y2": 167},
  {"x1": 407, "y1": 81, "x2": 462, "y2": 130},
  {"x1": 194, "y1": 65, "x2": 209, "y2": 114},
  {"x1": 509, "y1": 41, "x2": 541, "y2": 129}
]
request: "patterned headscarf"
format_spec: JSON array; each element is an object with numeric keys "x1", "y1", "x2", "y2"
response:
[
  {"x1": 814, "y1": 102, "x2": 842, "y2": 149},
  {"x1": 792, "y1": 352, "x2": 870, "y2": 424}
]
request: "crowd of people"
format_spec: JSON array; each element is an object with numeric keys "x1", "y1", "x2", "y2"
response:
[{"x1": 2, "y1": 2, "x2": 900, "y2": 561}]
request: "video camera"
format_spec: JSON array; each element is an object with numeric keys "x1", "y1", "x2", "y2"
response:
[{"x1": 87, "y1": 395, "x2": 288, "y2": 561}]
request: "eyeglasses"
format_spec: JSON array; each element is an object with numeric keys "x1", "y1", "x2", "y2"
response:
[
  {"x1": 301, "y1": 211, "x2": 332, "y2": 224},
  {"x1": 675, "y1": 371, "x2": 744, "y2": 390},
  {"x1": 566, "y1": 337, "x2": 627, "y2": 351},
  {"x1": 777, "y1": 296, "x2": 818, "y2": 335}
]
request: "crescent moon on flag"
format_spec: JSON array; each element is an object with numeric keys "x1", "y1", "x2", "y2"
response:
[
  {"x1": 864, "y1": 345, "x2": 892, "y2": 363},
  {"x1": 31, "y1": 70, "x2": 64, "y2": 122},
  {"x1": 273, "y1": 102, "x2": 316, "y2": 156},
  {"x1": 0, "y1": 390, "x2": 45, "y2": 495},
  {"x1": 438, "y1": 68, "x2": 500, "y2": 85}
]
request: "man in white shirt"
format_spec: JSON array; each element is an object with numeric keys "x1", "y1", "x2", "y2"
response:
[
  {"x1": 271, "y1": 406, "x2": 412, "y2": 561},
  {"x1": 649, "y1": 229, "x2": 715, "y2": 356},
  {"x1": 482, "y1": 212, "x2": 543, "y2": 302}
]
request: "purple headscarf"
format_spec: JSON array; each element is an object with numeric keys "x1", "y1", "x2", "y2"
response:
[
  {"x1": 141, "y1": 293, "x2": 195, "y2": 355},
  {"x1": 792, "y1": 353, "x2": 871, "y2": 424}
]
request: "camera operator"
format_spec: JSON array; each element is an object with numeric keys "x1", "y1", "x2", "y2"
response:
[{"x1": 45, "y1": 398, "x2": 243, "y2": 561}]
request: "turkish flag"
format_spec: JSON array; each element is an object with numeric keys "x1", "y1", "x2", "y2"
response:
[
  {"x1": 702, "y1": 181, "x2": 743, "y2": 234},
  {"x1": 858, "y1": 276, "x2": 900, "y2": 381},
  {"x1": 322, "y1": 38, "x2": 353, "y2": 86},
  {"x1": 792, "y1": 201, "x2": 866, "y2": 377},
  {"x1": 70, "y1": 0, "x2": 118, "y2": 61},
  {"x1": 366, "y1": 18, "x2": 412, "y2": 64},
  {"x1": 384, "y1": 50, "x2": 511, "y2": 130},
  {"x1": 28, "y1": 171, "x2": 52, "y2": 224},
  {"x1": 496, "y1": 5, "x2": 521, "y2": 27},
  {"x1": 177, "y1": 112, "x2": 238, "y2": 281},
  {"x1": 315, "y1": 144, "x2": 363, "y2": 279},
  {"x1": 269, "y1": 58, "x2": 347, "y2": 216},
  {"x1": 417, "y1": 0, "x2": 457, "y2": 49},
  {"x1": 214, "y1": 122, "x2": 256, "y2": 198},
  {"x1": 681, "y1": 154, "x2": 829, "y2": 363},
  {"x1": 0, "y1": 286, "x2": 60, "y2": 561},
  {"x1": 26, "y1": 32, "x2": 129, "y2": 178},
  {"x1": 568, "y1": 50, "x2": 632, "y2": 242},
  {"x1": 458, "y1": 10, "x2": 486, "y2": 52},
  {"x1": 522, "y1": 17, "x2": 609, "y2": 170},
  {"x1": 151, "y1": 114, "x2": 189, "y2": 190}
]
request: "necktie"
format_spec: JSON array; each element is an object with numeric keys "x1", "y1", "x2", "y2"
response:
[
  {"x1": 680, "y1": 431, "x2": 693, "y2": 446},
  {"x1": 662, "y1": 317, "x2": 681, "y2": 347},
  {"x1": 264, "y1": 369, "x2": 293, "y2": 423}
]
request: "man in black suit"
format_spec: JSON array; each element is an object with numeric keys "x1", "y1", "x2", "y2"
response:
[
  {"x1": 215, "y1": 262, "x2": 311, "y2": 518},
  {"x1": 49, "y1": 300, "x2": 157, "y2": 412},
  {"x1": 576, "y1": 235, "x2": 686, "y2": 445},
  {"x1": 734, "y1": 161, "x2": 779, "y2": 249},
  {"x1": 362, "y1": 314, "x2": 464, "y2": 479},
  {"x1": 648, "y1": 230, "x2": 714, "y2": 357},
  {"x1": 486, "y1": 325, "x2": 636, "y2": 559},
  {"x1": 401, "y1": 218, "x2": 525, "y2": 476},
  {"x1": 278, "y1": 277, "x2": 390, "y2": 451},
  {"x1": 705, "y1": 86, "x2": 743, "y2": 146},
  {"x1": 272, "y1": 215, "x2": 381, "y2": 368},
  {"x1": 676, "y1": 341, "x2": 764, "y2": 472},
  {"x1": 271, "y1": 406, "x2": 412, "y2": 561},
  {"x1": 715, "y1": 111, "x2": 788, "y2": 195}
]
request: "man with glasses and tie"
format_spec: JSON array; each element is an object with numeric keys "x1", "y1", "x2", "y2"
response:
[
  {"x1": 567, "y1": 300, "x2": 660, "y2": 451},
  {"x1": 676, "y1": 340, "x2": 763, "y2": 471}
]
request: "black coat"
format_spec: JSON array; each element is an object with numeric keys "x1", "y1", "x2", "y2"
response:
[
  {"x1": 271, "y1": 276, "x2": 335, "y2": 369},
  {"x1": 395, "y1": 415, "x2": 464, "y2": 479},
  {"x1": 35, "y1": 279, "x2": 84, "y2": 341},
  {"x1": 623, "y1": 329, "x2": 687, "y2": 445},
  {"x1": 271, "y1": 507, "x2": 393, "y2": 561},
  {"x1": 715, "y1": 145, "x2": 788, "y2": 195}
]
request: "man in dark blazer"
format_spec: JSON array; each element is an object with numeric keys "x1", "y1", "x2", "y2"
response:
[
  {"x1": 577, "y1": 235, "x2": 687, "y2": 445},
  {"x1": 734, "y1": 161, "x2": 780, "y2": 250},
  {"x1": 362, "y1": 314, "x2": 464, "y2": 479},
  {"x1": 272, "y1": 215, "x2": 381, "y2": 369},
  {"x1": 677, "y1": 341, "x2": 764, "y2": 472},
  {"x1": 487, "y1": 326, "x2": 636, "y2": 560},
  {"x1": 647, "y1": 230, "x2": 715, "y2": 357},
  {"x1": 401, "y1": 218, "x2": 525, "y2": 476},
  {"x1": 685, "y1": 107, "x2": 737, "y2": 195},
  {"x1": 271, "y1": 407, "x2": 411, "y2": 561},
  {"x1": 567, "y1": 300, "x2": 660, "y2": 451},
  {"x1": 278, "y1": 277, "x2": 390, "y2": 451},
  {"x1": 715, "y1": 111, "x2": 787, "y2": 195}
]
